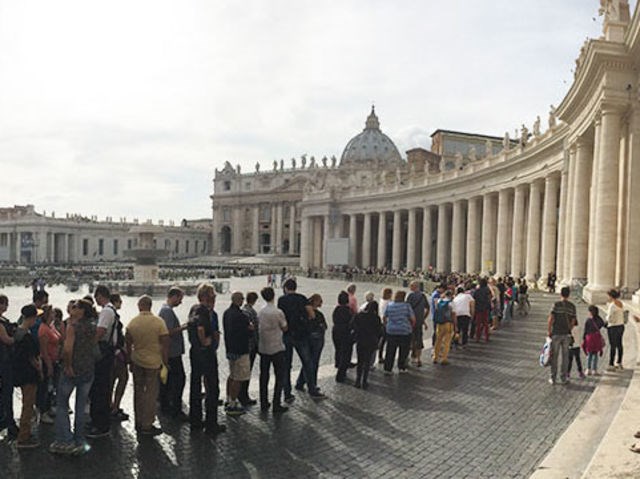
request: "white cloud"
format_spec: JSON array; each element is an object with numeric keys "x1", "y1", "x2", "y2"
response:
[{"x1": 0, "y1": 0, "x2": 615, "y2": 220}]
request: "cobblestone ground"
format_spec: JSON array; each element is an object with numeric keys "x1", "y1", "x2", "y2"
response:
[{"x1": 0, "y1": 278, "x2": 596, "y2": 478}]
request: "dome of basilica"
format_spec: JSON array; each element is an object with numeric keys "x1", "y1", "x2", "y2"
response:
[{"x1": 339, "y1": 107, "x2": 404, "y2": 168}]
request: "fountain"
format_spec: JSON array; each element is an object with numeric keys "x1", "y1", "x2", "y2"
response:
[{"x1": 95, "y1": 225, "x2": 228, "y2": 297}]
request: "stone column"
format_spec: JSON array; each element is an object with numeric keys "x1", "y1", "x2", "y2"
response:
[
  {"x1": 288, "y1": 204, "x2": 296, "y2": 255},
  {"x1": 362, "y1": 212, "x2": 372, "y2": 269},
  {"x1": 270, "y1": 205, "x2": 277, "y2": 254},
  {"x1": 422, "y1": 206, "x2": 433, "y2": 270},
  {"x1": 560, "y1": 146, "x2": 577, "y2": 281},
  {"x1": 349, "y1": 214, "x2": 358, "y2": 266},
  {"x1": 252, "y1": 206, "x2": 260, "y2": 254},
  {"x1": 556, "y1": 164, "x2": 568, "y2": 283},
  {"x1": 322, "y1": 214, "x2": 331, "y2": 268},
  {"x1": 451, "y1": 200, "x2": 465, "y2": 272},
  {"x1": 300, "y1": 216, "x2": 311, "y2": 269},
  {"x1": 588, "y1": 115, "x2": 602, "y2": 283},
  {"x1": 586, "y1": 106, "x2": 622, "y2": 302},
  {"x1": 495, "y1": 189, "x2": 511, "y2": 276},
  {"x1": 436, "y1": 203, "x2": 450, "y2": 272},
  {"x1": 569, "y1": 138, "x2": 593, "y2": 281},
  {"x1": 211, "y1": 207, "x2": 219, "y2": 255},
  {"x1": 377, "y1": 212, "x2": 387, "y2": 269},
  {"x1": 511, "y1": 184, "x2": 527, "y2": 277},
  {"x1": 275, "y1": 204, "x2": 284, "y2": 255},
  {"x1": 392, "y1": 210, "x2": 402, "y2": 271},
  {"x1": 232, "y1": 208, "x2": 242, "y2": 254},
  {"x1": 525, "y1": 180, "x2": 543, "y2": 282},
  {"x1": 61, "y1": 234, "x2": 68, "y2": 263},
  {"x1": 627, "y1": 110, "x2": 640, "y2": 297},
  {"x1": 406, "y1": 208, "x2": 417, "y2": 270},
  {"x1": 540, "y1": 174, "x2": 560, "y2": 280},
  {"x1": 481, "y1": 194, "x2": 497, "y2": 275},
  {"x1": 466, "y1": 197, "x2": 481, "y2": 273}
]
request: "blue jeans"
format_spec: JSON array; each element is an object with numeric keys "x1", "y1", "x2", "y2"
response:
[
  {"x1": 296, "y1": 332, "x2": 324, "y2": 390},
  {"x1": 55, "y1": 371, "x2": 94, "y2": 445},
  {"x1": 290, "y1": 336, "x2": 318, "y2": 394},
  {"x1": 283, "y1": 334, "x2": 294, "y2": 398},
  {"x1": 587, "y1": 352, "x2": 599, "y2": 371}
]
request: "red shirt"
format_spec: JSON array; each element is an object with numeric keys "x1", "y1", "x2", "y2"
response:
[{"x1": 38, "y1": 322, "x2": 61, "y2": 362}]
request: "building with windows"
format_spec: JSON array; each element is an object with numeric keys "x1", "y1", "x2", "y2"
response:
[
  {"x1": 0, "y1": 205, "x2": 211, "y2": 263},
  {"x1": 211, "y1": 2, "x2": 640, "y2": 304}
]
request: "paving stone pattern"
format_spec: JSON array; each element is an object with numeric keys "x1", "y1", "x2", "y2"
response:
[{"x1": 0, "y1": 278, "x2": 597, "y2": 478}]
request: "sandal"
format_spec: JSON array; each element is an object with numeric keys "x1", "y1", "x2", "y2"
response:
[{"x1": 630, "y1": 443, "x2": 640, "y2": 453}]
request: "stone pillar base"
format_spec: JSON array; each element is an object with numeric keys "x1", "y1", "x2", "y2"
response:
[{"x1": 583, "y1": 285, "x2": 611, "y2": 305}]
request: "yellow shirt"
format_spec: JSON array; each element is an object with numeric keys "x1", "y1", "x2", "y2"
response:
[{"x1": 127, "y1": 311, "x2": 169, "y2": 369}]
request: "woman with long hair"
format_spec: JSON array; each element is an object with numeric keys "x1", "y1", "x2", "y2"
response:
[{"x1": 50, "y1": 299, "x2": 98, "y2": 455}]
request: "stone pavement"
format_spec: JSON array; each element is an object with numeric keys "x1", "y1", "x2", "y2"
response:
[{"x1": 0, "y1": 278, "x2": 598, "y2": 478}]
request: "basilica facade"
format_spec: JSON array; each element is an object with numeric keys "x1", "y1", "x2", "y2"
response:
[{"x1": 211, "y1": 1, "x2": 640, "y2": 304}]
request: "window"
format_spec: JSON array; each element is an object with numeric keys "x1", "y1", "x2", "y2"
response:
[
  {"x1": 244, "y1": 182, "x2": 251, "y2": 191},
  {"x1": 195, "y1": 240, "x2": 199, "y2": 252},
  {"x1": 259, "y1": 205, "x2": 271, "y2": 222},
  {"x1": 175, "y1": 240, "x2": 179, "y2": 253},
  {"x1": 127, "y1": 239, "x2": 132, "y2": 250},
  {"x1": 223, "y1": 208, "x2": 231, "y2": 222},
  {"x1": 98, "y1": 239, "x2": 104, "y2": 256},
  {"x1": 202, "y1": 241, "x2": 207, "y2": 253},
  {"x1": 113, "y1": 239, "x2": 119, "y2": 255},
  {"x1": 223, "y1": 181, "x2": 231, "y2": 191},
  {"x1": 0, "y1": 233, "x2": 7, "y2": 247},
  {"x1": 186, "y1": 240, "x2": 190, "y2": 253},
  {"x1": 82, "y1": 239, "x2": 89, "y2": 256}
]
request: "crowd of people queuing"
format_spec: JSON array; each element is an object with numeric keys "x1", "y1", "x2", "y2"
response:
[{"x1": 0, "y1": 272, "x2": 632, "y2": 456}]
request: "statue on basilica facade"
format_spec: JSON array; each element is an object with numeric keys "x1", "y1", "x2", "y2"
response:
[
  {"x1": 310, "y1": 156, "x2": 316, "y2": 168},
  {"x1": 520, "y1": 124, "x2": 529, "y2": 147},
  {"x1": 291, "y1": 157, "x2": 296, "y2": 169},
  {"x1": 322, "y1": 156, "x2": 328, "y2": 168},
  {"x1": 549, "y1": 105, "x2": 557, "y2": 129},
  {"x1": 273, "y1": 160, "x2": 278, "y2": 171},
  {"x1": 280, "y1": 159, "x2": 284, "y2": 171},
  {"x1": 331, "y1": 155, "x2": 337, "y2": 168},
  {"x1": 599, "y1": 0, "x2": 622, "y2": 22},
  {"x1": 301, "y1": 154, "x2": 307, "y2": 169},
  {"x1": 236, "y1": 164, "x2": 241, "y2": 174},
  {"x1": 255, "y1": 162, "x2": 260, "y2": 173},
  {"x1": 533, "y1": 116, "x2": 541, "y2": 137},
  {"x1": 503, "y1": 132, "x2": 510, "y2": 152}
]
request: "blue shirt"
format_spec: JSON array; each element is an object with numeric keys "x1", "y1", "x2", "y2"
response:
[{"x1": 384, "y1": 301, "x2": 414, "y2": 336}]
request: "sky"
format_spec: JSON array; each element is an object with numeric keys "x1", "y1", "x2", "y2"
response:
[{"x1": 0, "y1": 0, "x2": 622, "y2": 222}]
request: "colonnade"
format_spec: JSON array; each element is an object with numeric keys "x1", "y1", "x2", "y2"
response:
[{"x1": 300, "y1": 173, "x2": 561, "y2": 283}]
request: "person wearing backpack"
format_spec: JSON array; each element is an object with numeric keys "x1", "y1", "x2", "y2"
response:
[
  {"x1": 0, "y1": 294, "x2": 18, "y2": 440},
  {"x1": 14, "y1": 304, "x2": 43, "y2": 448},
  {"x1": 582, "y1": 305, "x2": 605, "y2": 376},
  {"x1": 433, "y1": 290, "x2": 457, "y2": 365}
]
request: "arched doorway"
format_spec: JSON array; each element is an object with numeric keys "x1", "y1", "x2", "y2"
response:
[{"x1": 220, "y1": 226, "x2": 232, "y2": 254}]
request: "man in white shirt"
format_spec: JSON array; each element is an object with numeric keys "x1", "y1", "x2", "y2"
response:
[
  {"x1": 88, "y1": 285, "x2": 119, "y2": 438},
  {"x1": 452, "y1": 287, "x2": 475, "y2": 349},
  {"x1": 257, "y1": 287, "x2": 288, "y2": 414}
]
